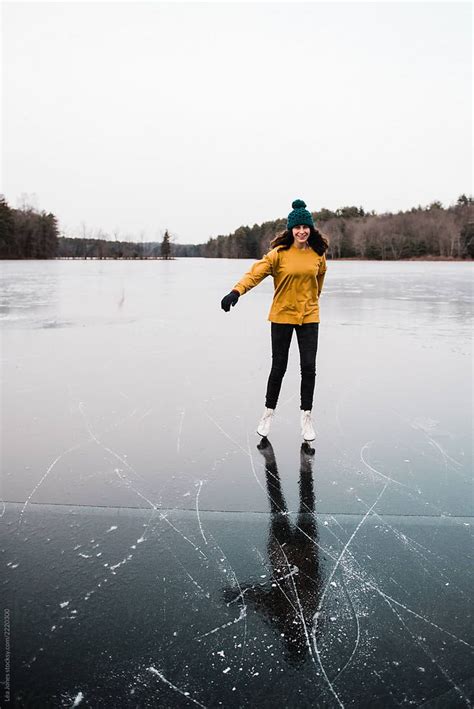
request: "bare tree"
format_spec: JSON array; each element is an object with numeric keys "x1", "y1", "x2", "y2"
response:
[
  {"x1": 138, "y1": 229, "x2": 146, "y2": 259},
  {"x1": 17, "y1": 192, "x2": 38, "y2": 212}
]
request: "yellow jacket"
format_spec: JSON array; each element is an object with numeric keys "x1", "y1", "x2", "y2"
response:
[{"x1": 233, "y1": 244, "x2": 327, "y2": 325}]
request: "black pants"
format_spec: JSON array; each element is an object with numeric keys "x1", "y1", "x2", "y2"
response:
[{"x1": 265, "y1": 323, "x2": 319, "y2": 411}]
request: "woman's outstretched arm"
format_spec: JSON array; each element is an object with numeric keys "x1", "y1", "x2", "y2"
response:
[{"x1": 232, "y1": 252, "x2": 274, "y2": 296}]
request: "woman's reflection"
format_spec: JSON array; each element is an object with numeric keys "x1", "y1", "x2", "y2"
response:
[{"x1": 226, "y1": 439, "x2": 322, "y2": 664}]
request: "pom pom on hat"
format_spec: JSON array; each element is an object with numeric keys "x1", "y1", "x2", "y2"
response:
[
  {"x1": 287, "y1": 198, "x2": 314, "y2": 230},
  {"x1": 291, "y1": 199, "x2": 307, "y2": 210}
]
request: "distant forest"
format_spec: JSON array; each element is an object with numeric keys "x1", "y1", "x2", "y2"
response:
[
  {"x1": 0, "y1": 197, "x2": 59, "y2": 259},
  {"x1": 1, "y1": 194, "x2": 473, "y2": 261}
]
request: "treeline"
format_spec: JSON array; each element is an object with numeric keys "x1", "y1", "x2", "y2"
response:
[
  {"x1": 57, "y1": 236, "x2": 201, "y2": 259},
  {"x1": 0, "y1": 196, "x2": 59, "y2": 259},
  {"x1": 1, "y1": 194, "x2": 473, "y2": 260},
  {"x1": 58, "y1": 197, "x2": 474, "y2": 261},
  {"x1": 202, "y1": 198, "x2": 474, "y2": 260}
]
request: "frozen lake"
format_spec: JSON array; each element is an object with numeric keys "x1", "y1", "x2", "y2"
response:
[{"x1": 1, "y1": 259, "x2": 473, "y2": 707}]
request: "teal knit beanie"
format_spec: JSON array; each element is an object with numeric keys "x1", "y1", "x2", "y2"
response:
[{"x1": 287, "y1": 199, "x2": 314, "y2": 231}]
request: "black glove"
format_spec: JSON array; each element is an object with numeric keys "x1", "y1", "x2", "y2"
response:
[{"x1": 221, "y1": 289, "x2": 240, "y2": 312}]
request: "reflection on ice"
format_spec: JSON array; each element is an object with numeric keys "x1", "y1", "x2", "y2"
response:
[{"x1": 225, "y1": 440, "x2": 322, "y2": 666}]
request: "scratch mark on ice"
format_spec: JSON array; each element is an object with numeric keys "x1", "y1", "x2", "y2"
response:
[
  {"x1": 160, "y1": 514, "x2": 207, "y2": 559},
  {"x1": 410, "y1": 418, "x2": 462, "y2": 469},
  {"x1": 426, "y1": 436, "x2": 464, "y2": 476},
  {"x1": 136, "y1": 407, "x2": 153, "y2": 423},
  {"x1": 204, "y1": 411, "x2": 243, "y2": 450},
  {"x1": 195, "y1": 480, "x2": 208, "y2": 544},
  {"x1": 19, "y1": 442, "x2": 81, "y2": 524},
  {"x1": 360, "y1": 443, "x2": 406, "y2": 488},
  {"x1": 147, "y1": 667, "x2": 207, "y2": 708},
  {"x1": 114, "y1": 468, "x2": 157, "y2": 511},
  {"x1": 177, "y1": 409, "x2": 185, "y2": 454},
  {"x1": 331, "y1": 567, "x2": 361, "y2": 683},
  {"x1": 197, "y1": 606, "x2": 247, "y2": 639},
  {"x1": 182, "y1": 567, "x2": 210, "y2": 598},
  {"x1": 79, "y1": 402, "x2": 145, "y2": 483}
]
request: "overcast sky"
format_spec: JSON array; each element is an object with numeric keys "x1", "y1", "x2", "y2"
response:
[{"x1": 2, "y1": 2, "x2": 472, "y2": 244}]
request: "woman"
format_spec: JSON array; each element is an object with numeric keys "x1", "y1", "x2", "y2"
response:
[{"x1": 221, "y1": 199, "x2": 328, "y2": 441}]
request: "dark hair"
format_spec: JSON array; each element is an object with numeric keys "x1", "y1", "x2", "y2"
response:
[{"x1": 270, "y1": 225, "x2": 329, "y2": 256}]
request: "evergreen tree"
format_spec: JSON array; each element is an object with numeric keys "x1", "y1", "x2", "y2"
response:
[
  {"x1": 460, "y1": 222, "x2": 474, "y2": 258},
  {"x1": 161, "y1": 230, "x2": 172, "y2": 259},
  {"x1": 315, "y1": 207, "x2": 336, "y2": 221},
  {"x1": 457, "y1": 194, "x2": 473, "y2": 207},
  {"x1": 0, "y1": 196, "x2": 16, "y2": 258},
  {"x1": 38, "y1": 212, "x2": 59, "y2": 258}
]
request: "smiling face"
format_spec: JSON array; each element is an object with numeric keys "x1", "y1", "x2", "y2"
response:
[{"x1": 292, "y1": 224, "x2": 310, "y2": 248}]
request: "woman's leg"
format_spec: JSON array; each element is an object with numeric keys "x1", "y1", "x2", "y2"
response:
[
  {"x1": 265, "y1": 323, "x2": 294, "y2": 409},
  {"x1": 295, "y1": 323, "x2": 319, "y2": 411}
]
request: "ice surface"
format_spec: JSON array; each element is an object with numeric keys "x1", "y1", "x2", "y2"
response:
[{"x1": 1, "y1": 259, "x2": 473, "y2": 706}]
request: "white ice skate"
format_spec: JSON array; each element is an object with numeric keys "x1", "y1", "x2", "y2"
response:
[
  {"x1": 257, "y1": 408, "x2": 274, "y2": 438},
  {"x1": 301, "y1": 410, "x2": 315, "y2": 441}
]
